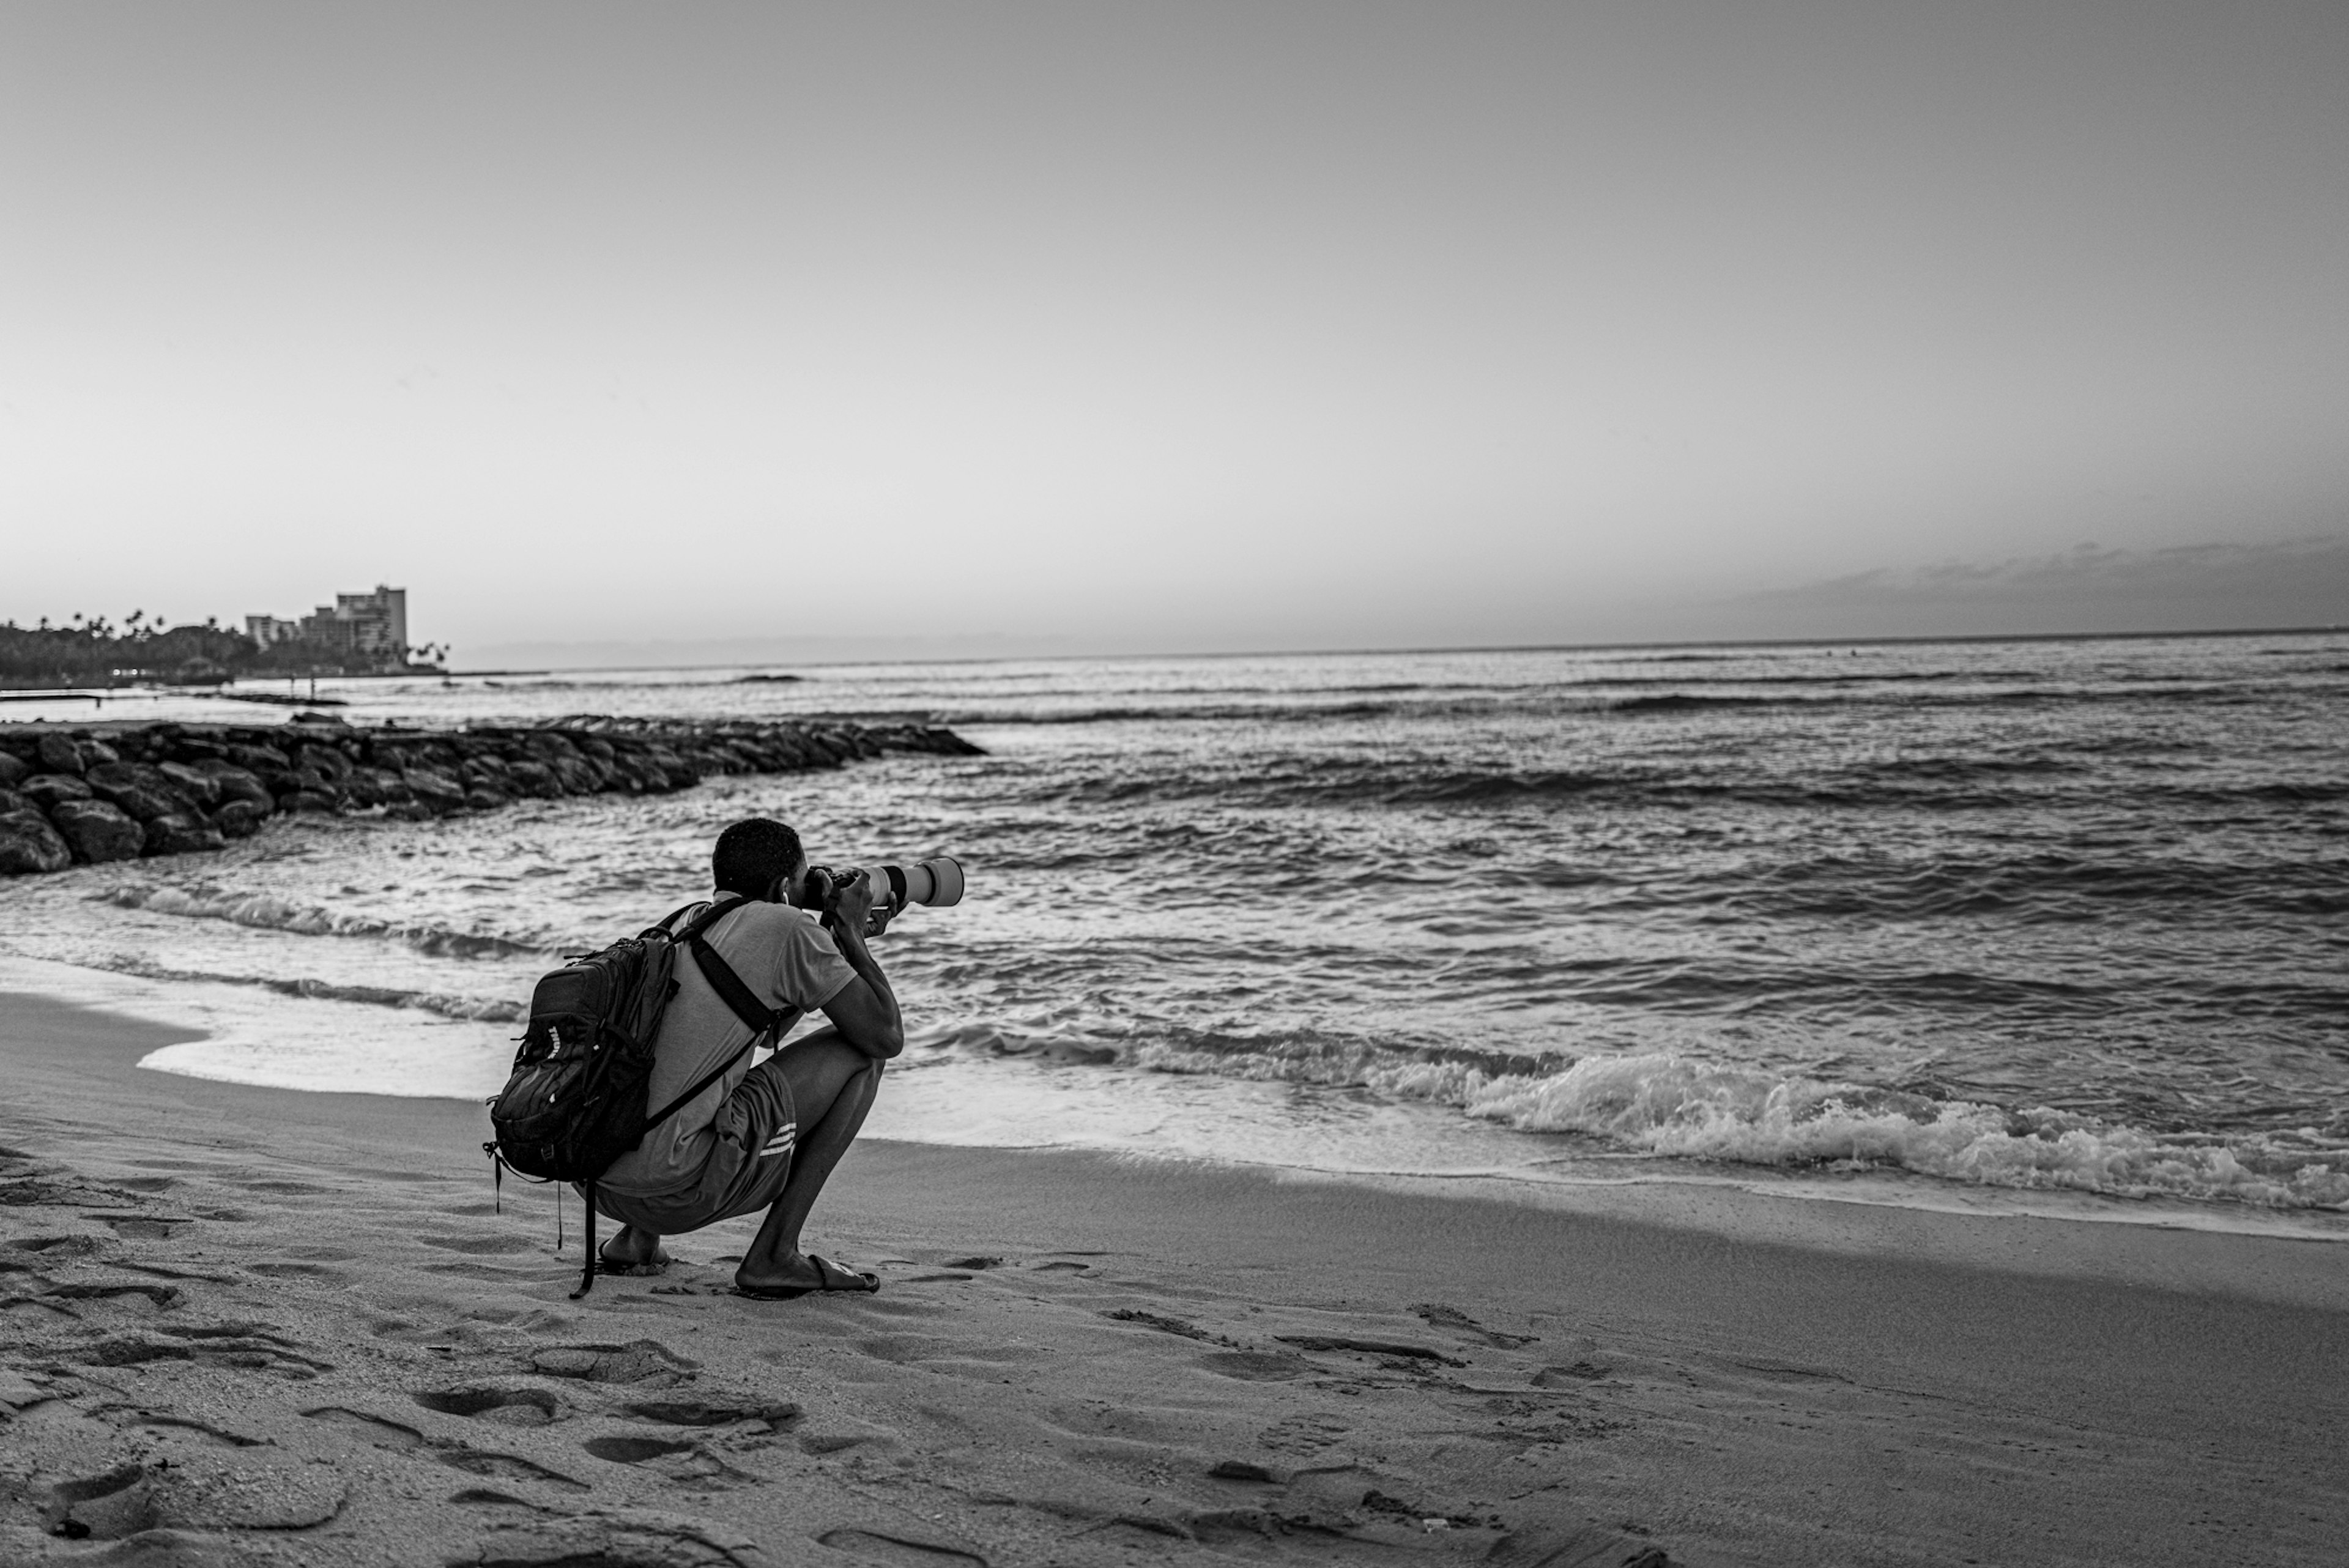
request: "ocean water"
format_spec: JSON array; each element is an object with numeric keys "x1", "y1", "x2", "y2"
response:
[{"x1": 4, "y1": 632, "x2": 2345, "y2": 1234}]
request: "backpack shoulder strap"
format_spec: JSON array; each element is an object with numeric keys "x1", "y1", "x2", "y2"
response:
[
  {"x1": 664, "y1": 895, "x2": 785, "y2": 1037},
  {"x1": 642, "y1": 899, "x2": 707, "y2": 939}
]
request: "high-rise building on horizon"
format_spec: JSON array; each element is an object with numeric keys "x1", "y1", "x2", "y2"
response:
[{"x1": 245, "y1": 585, "x2": 410, "y2": 668}]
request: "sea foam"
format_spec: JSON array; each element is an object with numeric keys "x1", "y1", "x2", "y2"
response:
[{"x1": 1450, "y1": 1052, "x2": 2349, "y2": 1209}]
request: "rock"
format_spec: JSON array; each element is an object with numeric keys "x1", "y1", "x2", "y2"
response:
[
  {"x1": 21, "y1": 772, "x2": 95, "y2": 811},
  {"x1": 611, "y1": 752, "x2": 670, "y2": 792},
  {"x1": 278, "y1": 789, "x2": 338, "y2": 815},
  {"x1": 210, "y1": 800, "x2": 265, "y2": 839},
  {"x1": 351, "y1": 765, "x2": 408, "y2": 803},
  {"x1": 644, "y1": 745, "x2": 698, "y2": 787},
  {"x1": 504, "y1": 759, "x2": 562, "y2": 797},
  {"x1": 191, "y1": 762, "x2": 272, "y2": 811},
  {"x1": 86, "y1": 763, "x2": 199, "y2": 823},
  {"x1": 295, "y1": 743, "x2": 353, "y2": 782},
  {"x1": 399, "y1": 767, "x2": 467, "y2": 811},
  {"x1": 464, "y1": 787, "x2": 511, "y2": 812},
  {"x1": 0, "y1": 809, "x2": 73, "y2": 875},
  {"x1": 551, "y1": 755, "x2": 602, "y2": 793},
  {"x1": 223, "y1": 741, "x2": 291, "y2": 773},
  {"x1": 0, "y1": 787, "x2": 25, "y2": 816},
  {"x1": 80, "y1": 738, "x2": 122, "y2": 766},
  {"x1": 36, "y1": 733, "x2": 86, "y2": 773},
  {"x1": 0, "y1": 749, "x2": 27, "y2": 787},
  {"x1": 143, "y1": 814, "x2": 227, "y2": 856},
  {"x1": 154, "y1": 760, "x2": 222, "y2": 808},
  {"x1": 522, "y1": 730, "x2": 584, "y2": 765},
  {"x1": 50, "y1": 799, "x2": 145, "y2": 862}
]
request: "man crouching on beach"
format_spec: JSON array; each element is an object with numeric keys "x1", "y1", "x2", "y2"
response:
[{"x1": 590, "y1": 817, "x2": 902, "y2": 1297}]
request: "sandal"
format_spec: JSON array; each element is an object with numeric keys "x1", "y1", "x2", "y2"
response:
[{"x1": 736, "y1": 1253, "x2": 880, "y2": 1299}]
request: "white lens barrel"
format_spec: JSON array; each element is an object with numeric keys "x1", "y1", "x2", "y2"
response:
[
  {"x1": 918, "y1": 856, "x2": 965, "y2": 907},
  {"x1": 866, "y1": 857, "x2": 965, "y2": 909}
]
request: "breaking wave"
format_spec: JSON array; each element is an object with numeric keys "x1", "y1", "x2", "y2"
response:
[
  {"x1": 92, "y1": 883, "x2": 549, "y2": 961},
  {"x1": 1452, "y1": 1053, "x2": 2349, "y2": 1209},
  {"x1": 78, "y1": 954, "x2": 525, "y2": 1023},
  {"x1": 926, "y1": 1022, "x2": 2349, "y2": 1210}
]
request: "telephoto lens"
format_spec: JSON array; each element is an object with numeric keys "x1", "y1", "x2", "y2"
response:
[{"x1": 872, "y1": 856, "x2": 965, "y2": 911}]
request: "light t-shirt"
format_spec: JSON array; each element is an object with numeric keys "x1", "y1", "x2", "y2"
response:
[{"x1": 596, "y1": 897, "x2": 857, "y2": 1198}]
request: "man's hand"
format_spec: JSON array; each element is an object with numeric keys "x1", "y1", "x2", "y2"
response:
[
  {"x1": 834, "y1": 869, "x2": 894, "y2": 938},
  {"x1": 833, "y1": 868, "x2": 875, "y2": 929}
]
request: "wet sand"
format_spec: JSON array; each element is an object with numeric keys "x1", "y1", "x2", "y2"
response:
[{"x1": 1, "y1": 990, "x2": 2343, "y2": 1566}]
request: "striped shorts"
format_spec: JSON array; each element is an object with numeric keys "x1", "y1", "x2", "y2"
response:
[{"x1": 587, "y1": 1056, "x2": 800, "y2": 1235}]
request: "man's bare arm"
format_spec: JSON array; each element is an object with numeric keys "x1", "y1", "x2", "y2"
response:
[{"x1": 818, "y1": 873, "x2": 904, "y2": 1059}]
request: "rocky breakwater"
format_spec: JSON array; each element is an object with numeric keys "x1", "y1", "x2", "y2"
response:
[{"x1": 0, "y1": 713, "x2": 982, "y2": 877}]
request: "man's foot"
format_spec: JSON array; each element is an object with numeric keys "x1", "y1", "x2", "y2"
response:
[
  {"x1": 598, "y1": 1225, "x2": 672, "y2": 1276},
  {"x1": 735, "y1": 1251, "x2": 878, "y2": 1299}
]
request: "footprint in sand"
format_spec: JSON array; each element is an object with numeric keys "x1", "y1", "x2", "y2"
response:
[
  {"x1": 413, "y1": 1384, "x2": 565, "y2": 1426},
  {"x1": 1208, "y1": 1459, "x2": 1283, "y2": 1483},
  {"x1": 305, "y1": 1405, "x2": 426, "y2": 1450},
  {"x1": 123, "y1": 1413, "x2": 267, "y2": 1447},
  {"x1": 418, "y1": 1232, "x2": 538, "y2": 1255},
  {"x1": 1197, "y1": 1351, "x2": 1311, "y2": 1382},
  {"x1": 1416, "y1": 1301, "x2": 1542, "y2": 1349},
  {"x1": 623, "y1": 1396, "x2": 800, "y2": 1429},
  {"x1": 80, "y1": 1326, "x2": 333, "y2": 1377},
  {"x1": 580, "y1": 1433, "x2": 760, "y2": 1487},
  {"x1": 305, "y1": 1405, "x2": 590, "y2": 1492},
  {"x1": 818, "y1": 1526, "x2": 987, "y2": 1566},
  {"x1": 40, "y1": 1279, "x2": 182, "y2": 1307},
  {"x1": 528, "y1": 1339, "x2": 699, "y2": 1386},
  {"x1": 1102, "y1": 1307, "x2": 1230, "y2": 1345},
  {"x1": 247, "y1": 1260, "x2": 347, "y2": 1280},
  {"x1": 436, "y1": 1446, "x2": 591, "y2": 1492},
  {"x1": 798, "y1": 1414, "x2": 899, "y2": 1455},
  {"x1": 99, "y1": 1216, "x2": 193, "y2": 1240},
  {"x1": 46, "y1": 1453, "x2": 347, "y2": 1537},
  {"x1": 582, "y1": 1433, "x2": 702, "y2": 1466}
]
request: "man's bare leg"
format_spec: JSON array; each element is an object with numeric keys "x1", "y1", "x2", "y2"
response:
[
  {"x1": 736, "y1": 1029, "x2": 884, "y2": 1295},
  {"x1": 599, "y1": 1224, "x2": 669, "y2": 1270}
]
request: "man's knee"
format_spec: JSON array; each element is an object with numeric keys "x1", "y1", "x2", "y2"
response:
[{"x1": 777, "y1": 1030, "x2": 881, "y2": 1113}]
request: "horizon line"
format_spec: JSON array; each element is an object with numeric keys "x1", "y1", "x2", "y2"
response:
[{"x1": 440, "y1": 620, "x2": 2348, "y2": 678}]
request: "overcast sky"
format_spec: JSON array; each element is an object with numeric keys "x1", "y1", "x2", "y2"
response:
[{"x1": 3, "y1": 1, "x2": 2344, "y2": 661}]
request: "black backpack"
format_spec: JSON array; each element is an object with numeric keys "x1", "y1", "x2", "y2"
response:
[{"x1": 485, "y1": 895, "x2": 785, "y2": 1297}]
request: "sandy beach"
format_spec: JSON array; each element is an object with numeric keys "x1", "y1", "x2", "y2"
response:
[{"x1": 1, "y1": 990, "x2": 2343, "y2": 1568}]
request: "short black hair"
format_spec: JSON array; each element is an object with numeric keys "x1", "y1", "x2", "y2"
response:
[{"x1": 712, "y1": 817, "x2": 804, "y2": 899}]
